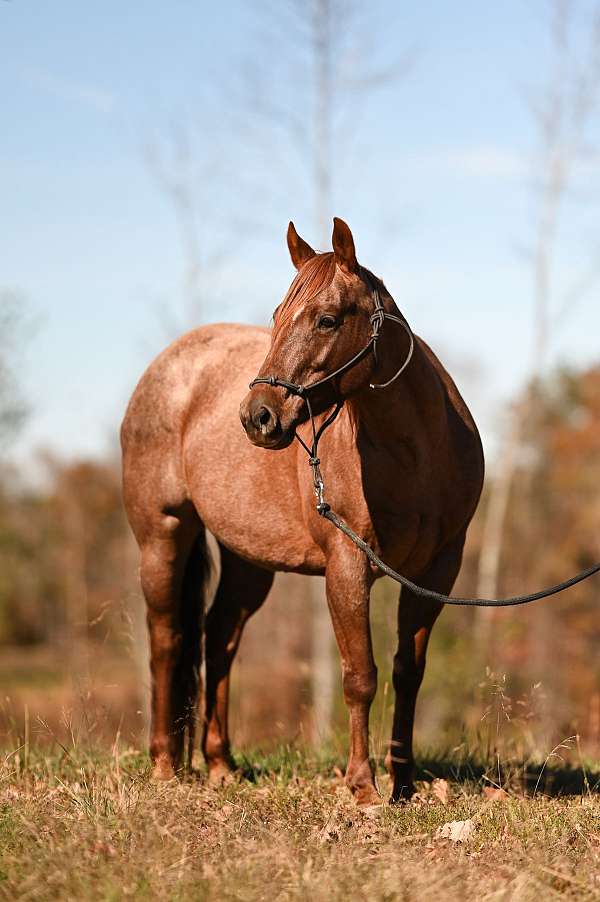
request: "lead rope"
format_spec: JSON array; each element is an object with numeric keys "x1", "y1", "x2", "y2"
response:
[
  {"x1": 300, "y1": 416, "x2": 600, "y2": 607},
  {"x1": 322, "y1": 509, "x2": 600, "y2": 607}
]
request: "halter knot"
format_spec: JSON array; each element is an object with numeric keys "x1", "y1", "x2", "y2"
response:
[{"x1": 369, "y1": 307, "x2": 385, "y2": 339}]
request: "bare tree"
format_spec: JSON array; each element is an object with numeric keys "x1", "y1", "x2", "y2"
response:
[
  {"x1": 0, "y1": 290, "x2": 27, "y2": 448},
  {"x1": 476, "y1": 0, "x2": 600, "y2": 648},
  {"x1": 234, "y1": 1, "x2": 412, "y2": 243},
  {"x1": 145, "y1": 124, "x2": 234, "y2": 332}
]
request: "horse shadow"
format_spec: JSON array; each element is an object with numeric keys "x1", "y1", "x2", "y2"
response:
[
  {"x1": 185, "y1": 748, "x2": 600, "y2": 796},
  {"x1": 222, "y1": 751, "x2": 600, "y2": 796},
  {"x1": 415, "y1": 754, "x2": 600, "y2": 796}
]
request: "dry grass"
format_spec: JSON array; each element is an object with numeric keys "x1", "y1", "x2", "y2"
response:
[{"x1": 1, "y1": 743, "x2": 599, "y2": 901}]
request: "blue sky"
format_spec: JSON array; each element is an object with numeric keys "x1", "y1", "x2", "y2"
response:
[{"x1": 2, "y1": 0, "x2": 600, "y2": 471}]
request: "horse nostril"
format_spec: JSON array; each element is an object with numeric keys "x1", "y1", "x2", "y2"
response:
[
  {"x1": 245, "y1": 400, "x2": 279, "y2": 439},
  {"x1": 258, "y1": 406, "x2": 272, "y2": 427}
]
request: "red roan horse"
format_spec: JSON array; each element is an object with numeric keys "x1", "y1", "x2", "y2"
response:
[{"x1": 121, "y1": 218, "x2": 484, "y2": 805}]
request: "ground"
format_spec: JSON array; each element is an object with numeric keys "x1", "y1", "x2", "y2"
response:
[{"x1": 1, "y1": 745, "x2": 599, "y2": 901}]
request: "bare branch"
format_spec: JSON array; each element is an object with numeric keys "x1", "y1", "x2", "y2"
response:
[{"x1": 476, "y1": 0, "x2": 600, "y2": 610}]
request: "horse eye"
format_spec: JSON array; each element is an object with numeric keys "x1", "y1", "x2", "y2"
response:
[{"x1": 318, "y1": 315, "x2": 337, "y2": 330}]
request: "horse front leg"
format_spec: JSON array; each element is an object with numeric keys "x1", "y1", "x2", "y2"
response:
[
  {"x1": 388, "y1": 536, "x2": 465, "y2": 802},
  {"x1": 325, "y1": 545, "x2": 379, "y2": 807}
]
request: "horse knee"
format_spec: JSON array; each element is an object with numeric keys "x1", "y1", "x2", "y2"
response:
[{"x1": 342, "y1": 666, "x2": 378, "y2": 707}]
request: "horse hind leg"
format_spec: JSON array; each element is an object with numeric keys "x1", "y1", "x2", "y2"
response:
[
  {"x1": 202, "y1": 544, "x2": 274, "y2": 783},
  {"x1": 177, "y1": 531, "x2": 210, "y2": 774},
  {"x1": 140, "y1": 511, "x2": 209, "y2": 780}
]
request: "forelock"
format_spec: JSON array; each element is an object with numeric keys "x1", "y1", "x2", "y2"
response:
[{"x1": 273, "y1": 253, "x2": 336, "y2": 330}]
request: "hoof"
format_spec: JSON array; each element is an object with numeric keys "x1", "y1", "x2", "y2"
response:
[
  {"x1": 151, "y1": 757, "x2": 177, "y2": 782},
  {"x1": 353, "y1": 784, "x2": 383, "y2": 808},
  {"x1": 390, "y1": 782, "x2": 416, "y2": 804},
  {"x1": 207, "y1": 760, "x2": 238, "y2": 786}
]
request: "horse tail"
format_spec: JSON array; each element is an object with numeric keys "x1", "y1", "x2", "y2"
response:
[{"x1": 179, "y1": 526, "x2": 212, "y2": 773}]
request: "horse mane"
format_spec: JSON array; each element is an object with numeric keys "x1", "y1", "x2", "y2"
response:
[{"x1": 273, "y1": 253, "x2": 336, "y2": 331}]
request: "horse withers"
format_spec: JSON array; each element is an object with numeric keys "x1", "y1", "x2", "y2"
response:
[{"x1": 121, "y1": 218, "x2": 484, "y2": 805}]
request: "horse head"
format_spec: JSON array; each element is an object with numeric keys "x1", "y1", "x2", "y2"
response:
[{"x1": 240, "y1": 218, "x2": 387, "y2": 449}]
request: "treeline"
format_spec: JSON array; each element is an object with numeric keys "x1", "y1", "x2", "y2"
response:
[
  {"x1": 435, "y1": 365, "x2": 600, "y2": 755},
  {"x1": 0, "y1": 365, "x2": 598, "y2": 755},
  {"x1": 0, "y1": 455, "x2": 135, "y2": 648}
]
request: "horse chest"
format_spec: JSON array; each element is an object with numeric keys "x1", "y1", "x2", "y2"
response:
[{"x1": 312, "y1": 444, "x2": 440, "y2": 577}]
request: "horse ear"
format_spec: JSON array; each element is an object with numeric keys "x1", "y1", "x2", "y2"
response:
[
  {"x1": 332, "y1": 217, "x2": 359, "y2": 274},
  {"x1": 287, "y1": 221, "x2": 316, "y2": 270}
]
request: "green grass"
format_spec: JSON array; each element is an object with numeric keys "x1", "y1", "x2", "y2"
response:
[{"x1": 0, "y1": 743, "x2": 599, "y2": 901}]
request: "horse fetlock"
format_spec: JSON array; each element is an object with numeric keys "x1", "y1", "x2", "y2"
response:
[
  {"x1": 205, "y1": 739, "x2": 237, "y2": 784},
  {"x1": 150, "y1": 744, "x2": 178, "y2": 781},
  {"x1": 203, "y1": 725, "x2": 229, "y2": 759},
  {"x1": 345, "y1": 760, "x2": 381, "y2": 807},
  {"x1": 203, "y1": 728, "x2": 237, "y2": 775},
  {"x1": 344, "y1": 757, "x2": 375, "y2": 792},
  {"x1": 389, "y1": 756, "x2": 416, "y2": 802},
  {"x1": 207, "y1": 758, "x2": 237, "y2": 785},
  {"x1": 150, "y1": 733, "x2": 183, "y2": 778}
]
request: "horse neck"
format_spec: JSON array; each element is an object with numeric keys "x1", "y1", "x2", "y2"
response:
[{"x1": 346, "y1": 301, "x2": 444, "y2": 446}]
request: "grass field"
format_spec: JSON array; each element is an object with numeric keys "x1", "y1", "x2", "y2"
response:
[{"x1": 1, "y1": 742, "x2": 599, "y2": 901}]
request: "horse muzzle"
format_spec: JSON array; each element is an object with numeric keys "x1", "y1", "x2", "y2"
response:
[{"x1": 239, "y1": 390, "x2": 295, "y2": 449}]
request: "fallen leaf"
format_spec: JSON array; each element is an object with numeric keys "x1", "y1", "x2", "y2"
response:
[
  {"x1": 483, "y1": 787, "x2": 509, "y2": 801},
  {"x1": 432, "y1": 778, "x2": 449, "y2": 804},
  {"x1": 411, "y1": 791, "x2": 434, "y2": 805},
  {"x1": 435, "y1": 818, "x2": 476, "y2": 843}
]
